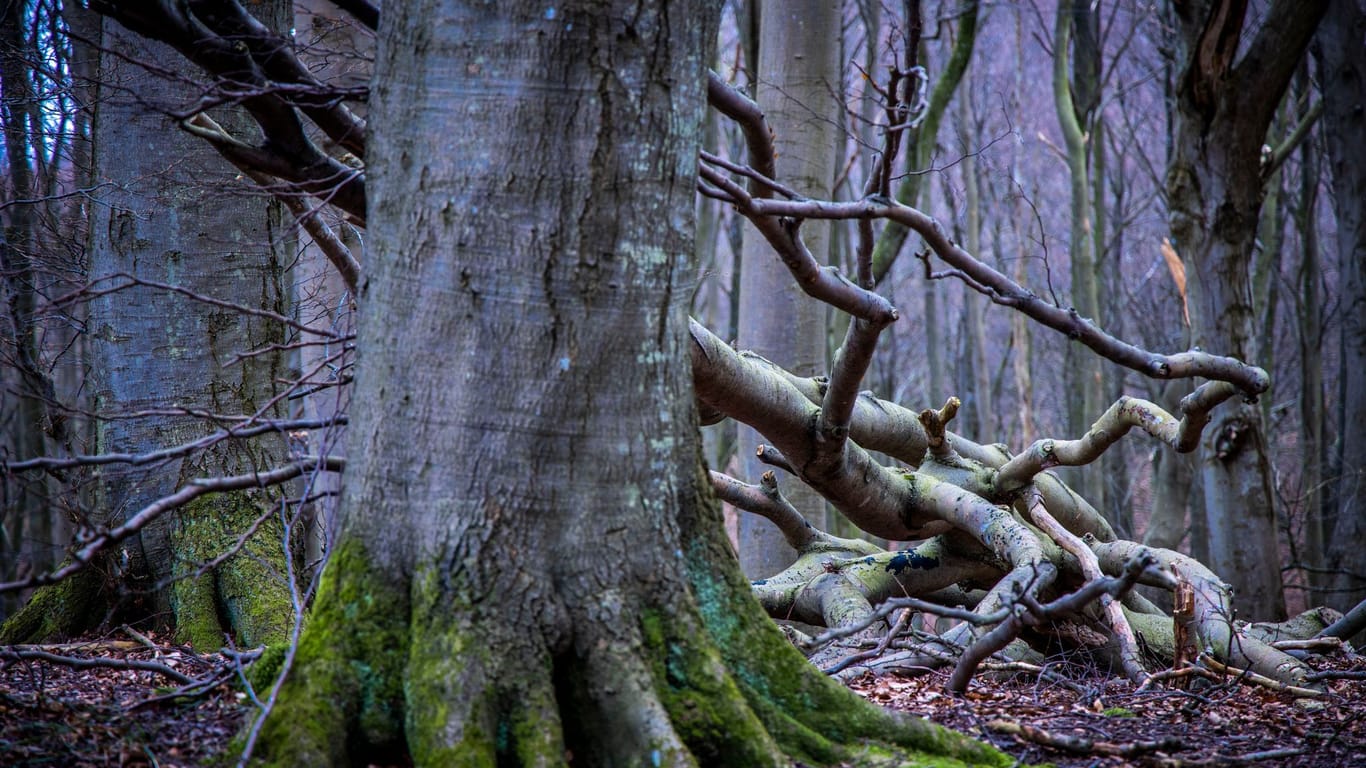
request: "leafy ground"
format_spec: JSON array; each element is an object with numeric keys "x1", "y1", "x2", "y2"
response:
[
  {"x1": 1, "y1": 631, "x2": 1364, "y2": 766},
  {"x1": 849, "y1": 655, "x2": 1366, "y2": 767}
]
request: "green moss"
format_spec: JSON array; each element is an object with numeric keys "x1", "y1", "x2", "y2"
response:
[
  {"x1": 250, "y1": 538, "x2": 410, "y2": 767},
  {"x1": 172, "y1": 569, "x2": 223, "y2": 650},
  {"x1": 641, "y1": 606, "x2": 782, "y2": 766},
  {"x1": 244, "y1": 643, "x2": 287, "y2": 693},
  {"x1": 0, "y1": 565, "x2": 104, "y2": 644},
  {"x1": 1101, "y1": 707, "x2": 1136, "y2": 718},
  {"x1": 682, "y1": 512, "x2": 1016, "y2": 768},
  {"x1": 169, "y1": 491, "x2": 291, "y2": 652}
]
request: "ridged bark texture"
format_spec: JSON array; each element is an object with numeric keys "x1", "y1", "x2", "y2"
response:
[
  {"x1": 42, "y1": 10, "x2": 294, "y2": 646},
  {"x1": 256, "y1": 3, "x2": 1012, "y2": 766}
]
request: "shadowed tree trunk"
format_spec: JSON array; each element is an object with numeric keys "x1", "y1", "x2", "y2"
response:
[
  {"x1": 1316, "y1": 0, "x2": 1366, "y2": 624},
  {"x1": 0, "y1": 0, "x2": 58, "y2": 613},
  {"x1": 1165, "y1": 0, "x2": 1327, "y2": 620},
  {"x1": 252, "y1": 2, "x2": 1010, "y2": 765},
  {"x1": 1054, "y1": 0, "x2": 1106, "y2": 519},
  {"x1": 1, "y1": 9, "x2": 295, "y2": 649}
]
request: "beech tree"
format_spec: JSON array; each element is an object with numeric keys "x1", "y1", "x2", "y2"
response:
[
  {"x1": 2, "y1": 1, "x2": 1358, "y2": 765},
  {"x1": 0, "y1": 6, "x2": 297, "y2": 649},
  {"x1": 734, "y1": 0, "x2": 842, "y2": 576},
  {"x1": 1165, "y1": 0, "x2": 1328, "y2": 620}
]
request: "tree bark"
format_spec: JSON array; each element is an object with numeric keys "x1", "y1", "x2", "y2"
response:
[
  {"x1": 1315, "y1": 0, "x2": 1366, "y2": 623},
  {"x1": 736, "y1": 0, "x2": 841, "y2": 577},
  {"x1": 0, "y1": 0, "x2": 57, "y2": 615},
  {"x1": 254, "y1": 3, "x2": 1009, "y2": 765},
  {"x1": 1165, "y1": 0, "x2": 1327, "y2": 620},
  {"x1": 2, "y1": 10, "x2": 296, "y2": 648},
  {"x1": 1055, "y1": 0, "x2": 1106, "y2": 520}
]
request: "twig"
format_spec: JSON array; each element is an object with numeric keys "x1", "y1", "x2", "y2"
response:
[{"x1": 0, "y1": 646, "x2": 194, "y2": 686}]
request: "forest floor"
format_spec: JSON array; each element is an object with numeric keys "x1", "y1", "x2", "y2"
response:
[{"x1": 1, "y1": 631, "x2": 1364, "y2": 767}]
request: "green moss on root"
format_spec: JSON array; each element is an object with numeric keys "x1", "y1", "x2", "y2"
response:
[
  {"x1": 170, "y1": 491, "x2": 291, "y2": 651},
  {"x1": 250, "y1": 538, "x2": 410, "y2": 767},
  {"x1": 641, "y1": 607, "x2": 784, "y2": 766},
  {"x1": 683, "y1": 519, "x2": 1014, "y2": 768},
  {"x1": 0, "y1": 565, "x2": 104, "y2": 644},
  {"x1": 402, "y1": 563, "x2": 495, "y2": 766}
]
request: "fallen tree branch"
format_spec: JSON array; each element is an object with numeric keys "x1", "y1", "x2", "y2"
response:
[
  {"x1": 987, "y1": 718, "x2": 1185, "y2": 759},
  {"x1": 1023, "y1": 489, "x2": 1149, "y2": 685},
  {"x1": 948, "y1": 555, "x2": 1148, "y2": 693},
  {"x1": 0, "y1": 646, "x2": 194, "y2": 685},
  {"x1": 1197, "y1": 653, "x2": 1326, "y2": 698}
]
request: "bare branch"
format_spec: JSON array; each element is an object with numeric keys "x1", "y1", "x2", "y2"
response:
[
  {"x1": 0, "y1": 457, "x2": 345, "y2": 594},
  {"x1": 993, "y1": 387, "x2": 1240, "y2": 494},
  {"x1": 4, "y1": 417, "x2": 346, "y2": 473},
  {"x1": 0, "y1": 646, "x2": 194, "y2": 685},
  {"x1": 734, "y1": 194, "x2": 1270, "y2": 395}
]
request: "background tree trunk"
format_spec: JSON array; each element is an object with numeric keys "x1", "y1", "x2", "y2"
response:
[
  {"x1": 1316, "y1": 0, "x2": 1366, "y2": 624},
  {"x1": 1165, "y1": 0, "x2": 1326, "y2": 620},
  {"x1": 2, "y1": 10, "x2": 296, "y2": 648},
  {"x1": 736, "y1": 0, "x2": 841, "y2": 576},
  {"x1": 0, "y1": 0, "x2": 57, "y2": 615},
  {"x1": 1055, "y1": 0, "x2": 1107, "y2": 521}
]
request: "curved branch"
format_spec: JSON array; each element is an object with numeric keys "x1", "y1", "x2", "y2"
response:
[
  {"x1": 709, "y1": 470, "x2": 819, "y2": 551},
  {"x1": 994, "y1": 386, "x2": 1240, "y2": 494},
  {"x1": 736, "y1": 194, "x2": 1271, "y2": 396}
]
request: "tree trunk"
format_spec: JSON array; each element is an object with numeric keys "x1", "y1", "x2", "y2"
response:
[
  {"x1": 1054, "y1": 0, "x2": 1106, "y2": 518},
  {"x1": 1165, "y1": 0, "x2": 1326, "y2": 620},
  {"x1": 736, "y1": 0, "x2": 840, "y2": 577},
  {"x1": 1316, "y1": 0, "x2": 1366, "y2": 623},
  {"x1": 1292, "y1": 93, "x2": 1326, "y2": 606},
  {"x1": 0, "y1": 0, "x2": 56, "y2": 616},
  {"x1": 3, "y1": 11, "x2": 296, "y2": 648},
  {"x1": 957, "y1": 88, "x2": 992, "y2": 439},
  {"x1": 254, "y1": 3, "x2": 1009, "y2": 765}
]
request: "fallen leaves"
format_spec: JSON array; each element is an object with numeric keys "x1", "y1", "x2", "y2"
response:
[{"x1": 847, "y1": 652, "x2": 1366, "y2": 767}]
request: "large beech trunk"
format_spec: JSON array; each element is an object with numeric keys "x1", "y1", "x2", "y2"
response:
[{"x1": 254, "y1": 2, "x2": 1009, "y2": 766}]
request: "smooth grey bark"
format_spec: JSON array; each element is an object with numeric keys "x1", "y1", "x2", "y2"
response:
[
  {"x1": 956, "y1": 88, "x2": 992, "y2": 439},
  {"x1": 72, "y1": 14, "x2": 293, "y2": 647},
  {"x1": 1316, "y1": 0, "x2": 1366, "y2": 621},
  {"x1": 1144, "y1": 381, "x2": 1199, "y2": 553},
  {"x1": 254, "y1": 3, "x2": 1008, "y2": 766},
  {"x1": 736, "y1": 0, "x2": 841, "y2": 577},
  {"x1": 1165, "y1": 0, "x2": 1326, "y2": 620}
]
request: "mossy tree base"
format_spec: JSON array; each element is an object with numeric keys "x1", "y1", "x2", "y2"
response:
[
  {"x1": 169, "y1": 490, "x2": 293, "y2": 652},
  {"x1": 254, "y1": 519, "x2": 1013, "y2": 767},
  {"x1": 0, "y1": 565, "x2": 104, "y2": 644}
]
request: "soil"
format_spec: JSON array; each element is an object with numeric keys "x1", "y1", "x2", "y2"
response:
[{"x1": 2, "y1": 632, "x2": 1363, "y2": 766}]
